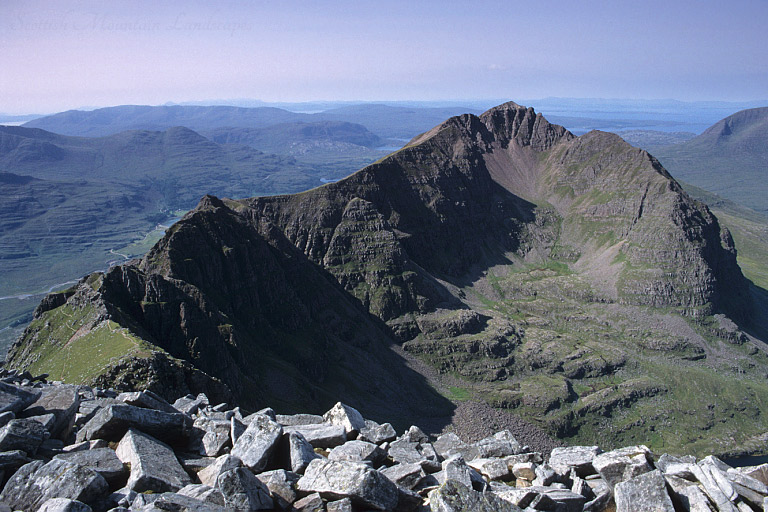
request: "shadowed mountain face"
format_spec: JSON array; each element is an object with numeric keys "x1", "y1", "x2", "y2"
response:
[
  {"x1": 653, "y1": 107, "x2": 768, "y2": 215},
  {"x1": 6, "y1": 195, "x2": 450, "y2": 423},
  {"x1": 9, "y1": 103, "x2": 766, "y2": 455}
]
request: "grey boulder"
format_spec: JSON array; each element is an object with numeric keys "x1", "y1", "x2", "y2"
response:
[
  {"x1": 55, "y1": 447, "x2": 127, "y2": 485},
  {"x1": 0, "y1": 418, "x2": 50, "y2": 454},
  {"x1": 172, "y1": 393, "x2": 209, "y2": 415},
  {"x1": 230, "y1": 413, "x2": 283, "y2": 472},
  {"x1": 389, "y1": 433, "x2": 440, "y2": 470},
  {"x1": 0, "y1": 382, "x2": 40, "y2": 414},
  {"x1": 115, "y1": 428, "x2": 191, "y2": 493},
  {"x1": 218, "y1": 467, "x2": 274, "y2": 511},
  {"x1": 198, "y1": 453, "x2": 242, "y2": 487},
  {"x1": 327, "y1": 497, "x2": 354, "y2": 512},
  {"x1": 76, "y1": 404, "x2": 193, "y2": 444},
  {"x1": 189, "y1": 417, "x2": 231, "y2": 457},
  {"x1": 116, "y1": 390, "x2": 179, "y2": 414},
  {"x1": 323, "y1": 402, "x2": 366, "y2": 436},
  {"x1": 548, "y1": 445, "x2": 601, "y2": 477},
  {"x1": 293, "y1": 492, "x2": 325, "y2": 512},
  {"x1": 468, "y1": 457, "x2": 511, "y2": 481},
  {"x1": 288, "y1": 430, "x2": 322, "y2": 473},
  {"x1": 37, "y1": 498, "x2": 92, "y2": 512},
  {"x1": 380, "y1": 463, "x2": 426, "y2": 490},
  {"x1": 328, "y1": 439, "x2": 387, "y2": 466},
  {"x1": 441, "y1": 455, "x2": 486, "y2": 491},
  {"x1": 470, "y1": 430, "x2": 522, "y2": 460},
  {"x1": 529, "y1": 487, "x2": 587, "y2": 512},
  {"x1": 359, "y1": 420, "x2": 397, "y2": 444},
  {"x1": 178, "y1": 484, "x2": 226, "y2": 505},
  {"x1": 21, "y1": 384, "x2": 80, "y2": 440},
  {"x1": 614, "y1": 469, "x2": 675, "y2": 512},
  {"x1": 297, "y1": 457, "x2": 399, "y2": 510},
  {"x1": 592, "y1": 446, "x2": 652, "y2": 489},
  {"x1": 255, "y1": 469, "x2": 300, "y2": 510},
  {"x1": 134, "y1": 492, "x2": 228, "y2": 511},
  {"x1": 286, "y1": 422, "x2": 347, "y2": 449},
  {"x1": 0, "y1": 459, "x2": 108, "y2": 511},
  {"x1": 433, "y1": 432, "x2": 470, "y2": 460},
  {"x1": 276, "y1": 413, "x2": 324, "y2": 426},
  {"x1": 428, "y1": 480, "x2": 519, "y2": 512},
  {"x1": 0, "y1": 449, "x2": 30, "y2": 471},
  {"x1": 490, "y1": 482, "x2": 538, "y2": 508}
]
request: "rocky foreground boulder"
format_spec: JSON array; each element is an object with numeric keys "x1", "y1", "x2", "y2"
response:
[{"x1": 0, "y1": 371, "x2": 767, "y2": 511}]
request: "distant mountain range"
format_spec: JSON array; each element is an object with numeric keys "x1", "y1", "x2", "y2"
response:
[
  {"x1": 9, "y1": 102, "x2": 767, "y2": 457},
  {"x1": 23, "y1": 104, "x2": 484, "y2": 140},
  {"x1": 653, "y1": 107, "x2": 768, "y2": 215}
]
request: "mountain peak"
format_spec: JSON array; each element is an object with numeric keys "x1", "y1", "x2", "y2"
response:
[
  {"x1": 480, "y1": 101, "x2": 572, "y2": 150},
  {"x1": 198, "y1": 194, "x2": 226, "y2": 210},
  {"x1": 404, "y1": 101, "x2": 571, "y2": 152}
]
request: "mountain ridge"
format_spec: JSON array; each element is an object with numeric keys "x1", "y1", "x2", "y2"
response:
[{"x1": 8, "y1": 102, "x2": 765, "y2": 456}]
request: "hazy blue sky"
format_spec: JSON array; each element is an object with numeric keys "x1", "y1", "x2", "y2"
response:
[{"x1": 1, "y1": 0, "x2": 766, "y2": 114}]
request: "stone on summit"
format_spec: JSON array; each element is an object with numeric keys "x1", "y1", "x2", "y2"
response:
[
  {"x1": 548, "y1": 445, "x2": 601, "y2": 477},
  {"x1": 20, "y1": 384, "x2": 79, "y2": 440},
  {"x1": 297, "y1": 458, "x2": 399, "y2": 510},
  {"x1": 359, "y1": 419, "x2": 397, "y2": 444},
  {"x1": 230, "y1": 413, "x2": 283, "y2": 472},
  {"x1": 614, "y1": 469, "x2": 675, "y2": 512},
  {"x1": 54, "y1": 447, "x2": 127, "y2": 485},
  {"x1": 198, "y1": 453, "x2": 242, "y2": 487},
  {"x1": 0, "y1": 418, "x2": 49, "y2": 454},
  {"x1": 0, "y1": 459, "x2": 108, "y2": 511},
  {"x1": 288, "y1": 430, "x2": 321, "y2": 473},
  {"x1": 75, "y1": 403, "x2": 193, "y2": 444},
  {"x1": 0, "y1": 381, "x2": 40, "y2": 414},
  {"x1": 217, "y1": 467, "x2": 274, "y2": 510},
  {"x1": 37, "y1": 498, "x2": 93, "y2": 512},
  {"x1": 428, "y1": 480, "x2": 519, "y2": 512},
  {"x1": 285, "y1": 422, "x2": 347, "y2": 449},
  {"x1": 116, "y1": 390, "x2": 179, "y2": 414},
  {"x1": 323, "y1": 402, "x2": 366, "y2": 436},
  {"x1": 328, "y1": 439, "x2": 387, "y2": 466},
  {"x1": 115, "y1": 428, "x2": 191, "y2": 493}
]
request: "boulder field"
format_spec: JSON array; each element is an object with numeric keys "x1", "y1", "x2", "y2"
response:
[{"x1": 0, "y1": 369, "x2": 766, "y2": 511}]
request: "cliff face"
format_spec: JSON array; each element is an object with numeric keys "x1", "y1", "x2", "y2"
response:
[{"x1": 8, "y1": 102, "x2": 764, "y2": 455}]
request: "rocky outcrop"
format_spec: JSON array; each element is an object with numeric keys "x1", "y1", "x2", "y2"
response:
[{"x1": 0, "y1": 375, "x2": 763, "y2": 511}]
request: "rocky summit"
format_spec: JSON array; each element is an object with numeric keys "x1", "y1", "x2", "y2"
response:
[
  {"x1": 0, "y1": 374, "x2": 766, "y2": 512},
  {"x1": 7, "y1": 102, "x2": 768, "y2": 457}
]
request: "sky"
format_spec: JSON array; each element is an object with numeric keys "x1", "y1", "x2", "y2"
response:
[{"x1": 1, "y1": 0, "x2": 767, "y2": 114}]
